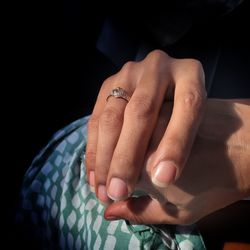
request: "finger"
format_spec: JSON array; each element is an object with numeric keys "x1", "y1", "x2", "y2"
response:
[
  {"x1": 106, "y1": 65, "x2": 170, "y2": 201},
  {"x1": 95, "y1": 62, "x2": 139, "y2": 203},
  {"x1": 151, "y1": 59, "x2": 206, "y2": 187},
  {"x1": 104, "y1": 196, "x2": 179, "y2": 224},
  {"x1": 85, "y1": 78, "x2": 114, "y2": 187},
  {"x1": 136, "y1": 102, "x2": 173, "y2": 202},
  {"x1": 95, "y1": 91, "x2": 132, "y2": 203}
]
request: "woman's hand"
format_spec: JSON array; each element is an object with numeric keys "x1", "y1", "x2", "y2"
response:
[
  {"x1": 86, "y1": 50, "x2": 206, "y2": 203},
  {"x1": 104, "y1": 99, "x2": 250, "y2": 224}
]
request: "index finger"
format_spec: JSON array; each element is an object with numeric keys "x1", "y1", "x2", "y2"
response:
[{"x1": 151, "y1": 59, "x2": 206, "y2": 187}]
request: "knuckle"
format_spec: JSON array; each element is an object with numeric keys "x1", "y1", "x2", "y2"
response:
[
  {"x1": 120, "y1": 61, "x2": 136, "y2": 76},
  {"x1": 146, "y1": 50, "x2": 170, "y2": 71},
  {"x1": 182, "y1": 58, "x2": 204, "y2": 73},
  {"x1": 183, "y1": 89, "x2": 205, "y2": 110},
  {"x1": 126, "y1": 95, "x2": 156, "y2": 120},
  {"x1": 148, "y1": 50, "x2": 169, "y2": 61},
  {"x1": 177, "y1": 58, "x2": 205, "y2": 85},
  {"x1": 99, "y1": 107, "x2": 122, "y2": 131},
  {"x1": 187, "y1": 58, "x2": 203, "y2": 69},
  {"x1": 184, "y1": 59, "x2": 205, "y2": 82}
]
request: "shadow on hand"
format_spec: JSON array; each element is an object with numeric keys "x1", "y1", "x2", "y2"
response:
[{"x1": 172, "y1": 100, "x2": 249, "y2": 248}]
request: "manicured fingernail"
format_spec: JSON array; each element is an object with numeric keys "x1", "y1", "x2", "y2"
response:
[
  {"x1": 108, "y1": 177, "x2": 128, "y2": 201},
  {"x1": 89, "y1": 171, "x2": 95, "y2": 187},
  {"x1": 105, "y1": 215, "x2": 119, "y2": 221},
  {"x1": 98, "y1": 185, "x2": 110, "y2": 203},
  {"x1": 152, "y1": 161, "x2": 177, "y2": 187}
]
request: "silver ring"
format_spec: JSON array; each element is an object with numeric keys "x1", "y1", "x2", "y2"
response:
[{"x1": 106, "y1": 87, "x2": 131, "y2": 102}]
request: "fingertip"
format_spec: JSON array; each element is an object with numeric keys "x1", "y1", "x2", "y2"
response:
[
  {"x1": 97, "y1": 185, "x2": 110, "y2": 204},
  {"x1": 104, "y1": 201, "x2": 124, "y2": 221},
  {"x1": 151, "y1": 161, "x2": 177, "y2": 187},
  {"x1": 104, "y1": 214, "x2": 120, "y2": 221},
  {"x1": 107, "y1": 177, "x2": 129, "y2": 201}
]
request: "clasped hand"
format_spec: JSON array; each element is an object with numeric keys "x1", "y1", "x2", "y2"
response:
[{"x1": 85, "y1": 50, "x2": 250, "y2": 225}]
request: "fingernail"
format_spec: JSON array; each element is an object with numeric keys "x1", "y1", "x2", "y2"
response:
[
  {"x1": 108, "y1": 177, "x2": 128, "y2": 201},
  {"x1": 105, "y1": 215, "x2": 119, "y2": 221},
  {"x1": 89, "y1": 171, "x2": 95, "y2": 187},
  {"x1": 98, "y1": 185, "x2": 110, "y2": 203},
  {"x1": 152, "y1": 161, "x2": 177, "y2": 187}
]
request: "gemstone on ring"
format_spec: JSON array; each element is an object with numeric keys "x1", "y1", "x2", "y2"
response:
[{"x1": 106, "y1": 87, "x2": 131, "y2": 102}]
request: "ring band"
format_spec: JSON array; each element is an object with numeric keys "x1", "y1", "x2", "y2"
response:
[{"x1": 106, "y1": 87, "x2": 131, "y2": 102}]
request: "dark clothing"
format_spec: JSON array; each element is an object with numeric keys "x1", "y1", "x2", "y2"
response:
[{"x1": 97, "y1": 0, "x2": 249, "y2": 98}]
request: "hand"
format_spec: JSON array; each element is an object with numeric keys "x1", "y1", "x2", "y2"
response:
[
  {"x1": 104, "y1": 99, "x2": 250, "y2": 224},
  {"x1": 86, "y1": 50, "x2": 206, "y2": 203}
]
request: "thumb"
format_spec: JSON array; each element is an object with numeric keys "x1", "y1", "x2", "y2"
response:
[{"x1": 104, "y1": 196, "x2": 174, "y2": 224}]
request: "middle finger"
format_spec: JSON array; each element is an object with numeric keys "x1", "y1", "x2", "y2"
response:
[{"x1": 106, "y1": 61, "x2": 170, "y2": 201}]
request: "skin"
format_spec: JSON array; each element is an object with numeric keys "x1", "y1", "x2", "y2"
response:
[
  {"x1": 85, "y1": 50, "x2": 206, "y2": 203},
  {"x1": 104, "y1": 99, "x2": 250, "y2": 225}
]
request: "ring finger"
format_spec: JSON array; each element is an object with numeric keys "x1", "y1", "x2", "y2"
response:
[{"x1": 95, "y1": 63, "x2": 138, "y2": 203}]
